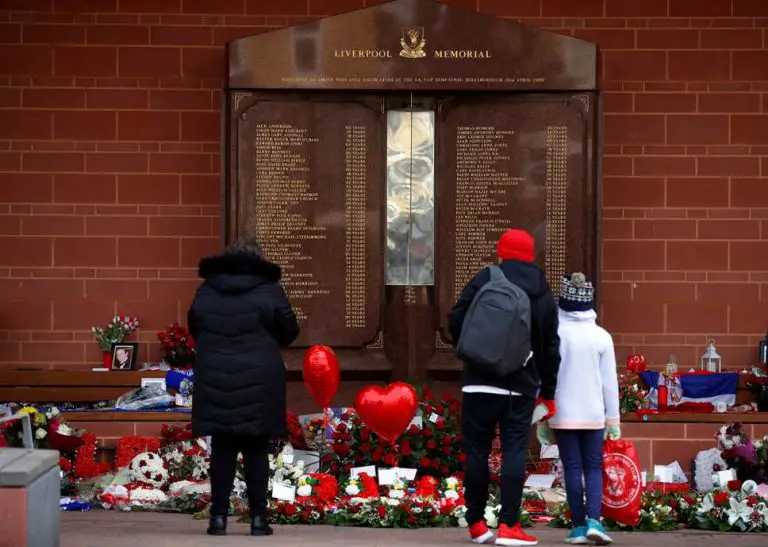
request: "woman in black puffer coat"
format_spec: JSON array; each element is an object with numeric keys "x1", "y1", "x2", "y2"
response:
[{"x1": 187, "y1": 237, "x2": 299, "y2": 537}]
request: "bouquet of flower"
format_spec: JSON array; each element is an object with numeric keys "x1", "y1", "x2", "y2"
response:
[
  {"x1": 716, "y1": 423, "x2": 761, "y2": 482},
  {"x1": 157, "y1": 323, "x2": 195, "y2": 369},
  {"x1": 162, "y1": 438, "x2": 210, "y2": 482},
  {"x1": 696, "y1": 480, "x2": 768, "y2": 532},
  {"x1": 619, "y1": 370, "x2": 648, "y2": 414},
  {"x1": 91, "y1": 316, "x2": 139, "y2": 352}
]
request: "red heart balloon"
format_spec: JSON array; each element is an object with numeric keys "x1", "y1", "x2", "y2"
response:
[
  {"x1": 302, "y1": 345, "x2": 340, "y2": 409},
  {"x1": 354, "y1": 382, "x2": 418, "y2": 442}
]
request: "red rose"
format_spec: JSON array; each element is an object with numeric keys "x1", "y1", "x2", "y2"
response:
[
  {"x1": 360, "y1": 427, "x2": 371, "y2": 442},
  {"x1": 458, "y1": 453, "x2": 467, "y2": 463},
  {"x1": 727, "y1": 479, "x2": 742, "y2": 492},
  {"x1": 748, "y1": 495, "x2": 759, "y2": 506},
  {"x1": 442, "y1": 393, "x2": 454, "y2": 403},
  {"x1": 354, "y1": 453, "x2": 363, "y2": 463},
  {"x1": 337, "y1": 423, "x2": 348, "y2": 433},
  {"x1": 436, "y1": 404, "x2": 444, "y2": 414},
  {"x1": 407, "y1": 424, "x2": 420, "y2": 435},
  {"x1": 455, "y1": 434, "x2": 463, "y2": 443},
  {"x1": 376, "y1": 505, "x2": 387, "y2": 518},
  {"x1": 422, "y1": 428, "x2": 432, "y2": 437},
  {"x1": 714, "y1": 491, "x2": 730, "y2": 506},
  {"x1": 426, "y1": 440, "x2": 437, "y2": 450},
  {"x1": 300, "y1": 511, "x2": 309, "y2": 521},
  {"x1": 420, "y1": 457, "x2": 431, "y2": 468},
  {"x1": 441, "y1": 466, "x2": 449, "y2": 475},
  {"x1": 400, "y1": 441, "x2": 412, "y2": 456},
  {"x1": 425, "y1": 405, "x2": 434, "y2": 415},
  {"x1": 383, "y1": 453, "x2": 396, "y2": 466},
  {"x1": 333, "y1": 443, "x2": 350, "y2": 456},
  {"x1": 436, "y1": 420, "x2": 446, "y2": 430},
  {"x1": 284, "y1": 504, "x2": 297, "y2": 516},
  {"x1": 359, "y1": 443, "x2": 372, "y2": 453},
  {"x1": 442, "y1": 446, "x2": 451, "y2": 455},
  {"x1": 442, "y1": 436, "x2": 452, "y2": 445}
]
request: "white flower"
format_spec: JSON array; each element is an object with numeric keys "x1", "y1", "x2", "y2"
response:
[
  {"x1": 457, "y1": 517, "x2": 468, "y2": 528},
  {"x1": 387, "y1": 498, "x2": 400, "y2": 506},
  {"x1": 345, "y1": 484, "x2": 360, "y2": 496},
  {"x1": 697, "y1": 493, "x2": 715, "y2": 515},
  {"x1": 297, "y1": 485, "x2": 312, "y2": 497},
  {"x1": 445, "y1": 477, "x2": 459, "y2": 488},
  {"x1": 726, "y1": 497, "x2": 751, "y2": 529},
  {"x1": 721, "y1": 438, "x2": 735, "y2": 449},
  {"x1": 484, "y1": 505, "x2": 498, "y2": 529},
  {"x1": 445, "y1": 490, "x2": 460, "y2": 500},
  {"x1": 389, "y1": 489, "x2": 405, "y2": 500},
  {"x1": 754, "y1": 440, "x2": 763, "y2": 450},
  {"x1": 35, "y1": 428, "x2": 47, "y2": 440}
]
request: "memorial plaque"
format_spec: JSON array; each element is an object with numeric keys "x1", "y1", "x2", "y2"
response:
[
  {"x1": 235, "y1": 96, "x2": 384, "y2": 348},
  {"x1": 436, "y1": 94, "x2": 596, "y2": 342}
]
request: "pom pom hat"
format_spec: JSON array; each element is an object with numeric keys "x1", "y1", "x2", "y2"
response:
[{"x1": 559, "y1": 272, "x2": 595, "y2": 312}]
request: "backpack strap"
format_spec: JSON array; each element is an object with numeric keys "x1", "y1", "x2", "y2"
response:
[{"x1": 488, "y1": 265, "x2": 504, "y2": 281}]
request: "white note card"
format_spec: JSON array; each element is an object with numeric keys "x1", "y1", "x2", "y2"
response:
[
  {"x1": 524, "y1": 474, "x2": 556, "y2": 489},
  {"x1": 409, "y1": 416, "x2": 423, "y2": 429},
  {"x1": 378, "y1": 468, "x2": 416, "y2": 485},
  {"x1": 272, "y1": 482, "x2": 296, "y2": 502},
  {"x1": 653, "y1": 465, "x2": 673, "y2": 483},
  {"x1": 350, "y1": 465, "x2": 377, "y2": 479}
]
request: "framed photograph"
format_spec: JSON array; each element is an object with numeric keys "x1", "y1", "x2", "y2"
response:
[{"x1": 111, "y1": 343, "x2": 138, "y2": 371}]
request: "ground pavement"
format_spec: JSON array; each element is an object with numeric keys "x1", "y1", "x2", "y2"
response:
[{"x1": 61, "y1": 512, "x2": 767, "y2": 547}]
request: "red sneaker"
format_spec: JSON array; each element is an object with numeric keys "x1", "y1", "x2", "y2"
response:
[
  {"x1": 468, "y1": 520, "x2": 494, "y2": 544},
  {"x1": 495, "y1": 523, "x2": 538, "y2": 546}
]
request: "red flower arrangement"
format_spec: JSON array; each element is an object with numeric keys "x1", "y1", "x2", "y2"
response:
[
  {"x1": 161, "y1": 424, "x2": 193, "y2": 444},
  {"x1": 287, "y1": 411, "x2": 308, "y2": 451},
  {"x1": 157, "y1": 323, "x2": 196, "y2": 369},
  {"x1": 73, "y1": 433, "x2": 110, "y2": 480},
  {"x1": 114, "y1": 436, "x2": 161, "y2": 469}
]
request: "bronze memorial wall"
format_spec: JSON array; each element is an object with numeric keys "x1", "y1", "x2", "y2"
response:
[{"x1": 224, "y1": 0, "x2": 599, "y2": 382}]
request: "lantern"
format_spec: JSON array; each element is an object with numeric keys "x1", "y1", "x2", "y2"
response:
[
  {"x1": 701, "y1": 340, "x2": 721, "y2": 373},
  {"x1": 666, "y1": 354, "x2": 678, "y2": 375}
]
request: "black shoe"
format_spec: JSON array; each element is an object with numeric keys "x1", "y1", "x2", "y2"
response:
[
  {"x1": 250, "y1": 516, "x2": 274, "y2": 536},
  {"x1": 207, "y1": 515, "x2": 227, "y2": 536}
]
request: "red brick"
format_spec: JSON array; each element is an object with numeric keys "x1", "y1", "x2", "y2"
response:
[
  {"x1": 729, "y1": 302, "x2": 767, "y2": 334},
  {"x1": 571, "y1": 29, "x2": 635, "y2": 50},
  {"x1": 120, "y1": 0, "x2": 182, "y2": 12},
  {"x1": 85, "y1": 215, "x2": 148, "y2": 236},
  {"x1": 652, "y1": 439, "x2": 715, "y2": 472},
  {"x1": 634, "y1": 157, "x2": 695, "y2": 176},
  {"x1": 118, "y1": 47, "x2": 181, "y2": 77},
  {"x1": 308, "y1": 0, "x2": 366, "y2": 15},
  {"x1": 539, "y1": 0, "x2": 601, "y2": 16},
  {"x1": 116, "y1": 298, "x2": 179, "y2": 329},
  {"x1": 698, "y1": 93, "x2": 760, "y2": 113},
  {"x1": 54, "y1": 0, "x2": 118, "y2": 12},
  {"x1": 53, "y1": 173, "x2": 116, "y2": 203},
  {"x1": 698, "y1": 219, "x2": 760, "y2": 240},
  {"x1": 53, "y1": 110, "x2": 116, "y2": 141},
  {"x1": 698, "y1": 157, "x2": 760, "y2": 177},
  {"x1": 604, "y1": 240, "x2": 665, "y2": 271},
  {"x1": 20, "y1": 341, "x2": 85, "y2": 363},
  {"x1": 667, "y1": 241, "x2": 729, "y2": 271},
  {"x1": 245, "y1": 0, "x2": 305, "y2": 14},
  {"x1": 23, "y1": 88, "x2": 86, "y2": 109},
  {"x1": 149, "y1": 153, "x2": 211, "y2": 174},
  {"x1": 732, "y1": 115, "x2": 768, "y2": 145},
  {"x1": 150, "y1": 25, "x2": 212, "y2": 47},
  {"x1": 52, "y1": 298, "x2": 115, "y2": 331},
  {"x1": 181, "y1": 47, "x2": 224, "y2": 79},
  {"x1": 54, "y1": 237, "x2": 117, "y2": 267},
  {"x1": 604, "y1": 114, "x2": 665, "y2": 145},
  {"x1": 0, "y1": 88, "x2": 21, "y2": 108},
  {"x1": 602, "y1": 219, "x2": 633, "y2": 239},
  {"x1": 600, "y1": 281, "x2": 632, "y2": 303},
  {"x1": 0, "y1": 23, "x2": 22, "y2": 44},
  {"x1": 86, "y1": 88, "x2": 148, "y2": 109},
  {"x1": 474, "y1": 0, "x2": 539, "y2": 16},
  {"x1": 668, "y1": 51, "x2": 730, "y2": 81},
  {"x1": 23, "y1": 23, "x2": 86, "y2": 44},
  {"x1": 0, "y1": 216, "x2": 21, "y2": 235},
  {"x1": 117, "y1": 174, "x2": 179, "y2": 204},
  {"x1": 0, "y1": 237, "x2": 52, "y2": 266},
  {"x1": 22, "y1": 152, "x2": 84, "y2": 172},
  {"x1": 634, "y1": 219, "x2": 696, "y2": 240},
  {"x1": 149, "y1": 216, "x2": 212, "y2": 237},
  {"x1": 698, "y1": 282, "x2": 759, "y2": 303},
  {"x1": 666, "y1": 114, "x2": 729, "y2": 145},
  {"x1": 180, "y1": 174, "x2": 219, "y2": 204},
  {"x1": 149, "y1": 89, "x2": 212, "y2": 111},
  {"x1": 180, "y1": 237, "x2": 219, "y2": 267},
  {"x1": 0, "y1": 299, "x2": 51, "y2": 330},
  {"x1": 733, "y1": 0, "x2": 768, "y2": 16},
  {"x1": 118, "y1": 237, "x2": 180, "y2": 267},
  {"x1": 666, "y1": 178, "x2": 728, "y2": 207},
  {"x1": 634, "y1": 93, "x2": 695, "y2": 113},
  {"x1": 22, "y1": 215, "x2": 84, "y2": 236},
  {"x1": 86, "y1": 25, "x2": 149, "y2": 46},
  {"x1": 86, "y1": 152, "x2": 148, "y2": 173},
  {"x1": 85, "y1": 279, "x2": 148, "y2": 300},
  {"x1": 117, "y1": 111, "x2": 179, "y2": 141},
  {"x1": 669, "y1": 0, "x2": 731, "y2": 17},
  {"x1": 603, "y1": 51, "x2": 667, "y2": 81},
  {"x1": 53, "y1": 46, "x2": 117, "y2": 77},
  {"x1": 633, "y1": 282, "x2": 696, "y2": 303},
  {"x1": 0, "y1": 152, "x2": 21, "y2": 172},
  {"x1": 732, "y1": 51, "x2": 768, "y2": 81},
  {"x1": 731, "y1": 178, "x2": 768, "y2": 207},
  {"x1": 701, "y1": 29, "x2": 763, "y2": 49},
  {"x1": 0, "y1": 110, "x2": 51, "y2": 140},
  {"x1": 180, "y1": 111, "x2": 218, "y2": 142},
  {"x1": 668, "y1": 302, "x2": 729, "y2": 334},
  {"x1": 2, "y1": 173, "x2": 53, "y2": 203},
  {"x1": 731, "y1": 242, "x2": 768, "y2": 271},
  {"x1": 182, "y1": 0, "x2": 245, "y2": 13},
  {"x1": 636, "y1": 29, "x2": 698, "y2": 49},
  {"x1": 0, "y1": 45, "x2": 52, "y2": 76},
  {"x1": 603, "y1": 301, "x2": 665, "y2": 333},
  {"x1": 602, "y1": 92, "x2": 632, "y2": 113},
  {"x1": 604, "y1": 0, "x2": 666, "y2": 16}
]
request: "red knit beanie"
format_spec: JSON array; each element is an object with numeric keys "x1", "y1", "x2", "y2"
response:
[{"x1": 497, "y1": 229, "x2": 534, "y2": 262}]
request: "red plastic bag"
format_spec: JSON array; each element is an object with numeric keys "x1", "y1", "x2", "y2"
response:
[{"x1": 602, "y1": 439, "x2": 642, "y2": 526}]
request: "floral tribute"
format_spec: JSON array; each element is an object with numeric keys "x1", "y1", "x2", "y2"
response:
[
  {"x1": 618, "y1": 370, "x2": 648, "y2": 414},
  {"x1": 716, "y1": 423, "x2": 768, "y2": 483},
  {"x1": 157, "y1": 323, "x2": 196, "y2": 369},
  {"x1": 91, "y1": 316, "x2": 139, "y2": 352}
]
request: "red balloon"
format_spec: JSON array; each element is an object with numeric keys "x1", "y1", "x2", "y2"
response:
[
  {"x1": 302, "y1": 345, "x2": 340, "y2": 408},
  {"x1": 354, "y1": 382, "x2": 418, "y2": 442}
]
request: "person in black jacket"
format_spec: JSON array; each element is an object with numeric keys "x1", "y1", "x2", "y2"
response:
[
  {"x1": 448, "y1": 229, "x2": 560, "y2": 546},
  {"x1": 188, "y1": 237, "x2": 299, "y2": 537}
]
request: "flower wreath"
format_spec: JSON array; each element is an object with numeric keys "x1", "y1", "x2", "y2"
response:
[{"x1": 128, "y1": 451, "x2": 168, "y2": 489}]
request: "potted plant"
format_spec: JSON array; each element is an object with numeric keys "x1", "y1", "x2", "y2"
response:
[
  {"x1": 157, "y1": 323, "x2": 196, "y2": 369},
  {"x1": 91, "y1": 316, "x2": 140, "y2": 368}
]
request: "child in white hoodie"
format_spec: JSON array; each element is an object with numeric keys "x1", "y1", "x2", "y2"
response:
[{"x1": 537, "y1": 273, "x2": 620, "y2": 545}]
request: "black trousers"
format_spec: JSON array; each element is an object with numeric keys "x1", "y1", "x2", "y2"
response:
[
  {"x1": 209, "y1": 434, "x2": 270, "y2": 517},
  {"x1": 462, "y1": 392, "x2": 534, "y2": 527}
]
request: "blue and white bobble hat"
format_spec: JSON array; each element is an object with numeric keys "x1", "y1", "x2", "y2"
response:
[{"x1": 559, "y1": 272, "x2": 594, "y2": 312}]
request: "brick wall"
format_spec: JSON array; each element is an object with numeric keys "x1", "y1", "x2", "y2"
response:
[{"x1": 0, "y1": 0, "x2": 766, "y2": 370}]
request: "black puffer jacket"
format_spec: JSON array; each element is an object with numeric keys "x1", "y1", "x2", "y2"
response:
[{"x1": 188, "y1": 252, "x2": 299, "y2": 437}]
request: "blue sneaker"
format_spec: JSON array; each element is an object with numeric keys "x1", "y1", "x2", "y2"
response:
[
  {"x1": 586, "y1": 518, "x2": 612, "y2": 545},
  {"x1": 564, "y1": 526, "x2": 588, "y2": 545}
]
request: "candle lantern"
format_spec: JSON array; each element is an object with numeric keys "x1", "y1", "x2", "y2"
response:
[
  {"x1": 700, "y1": 340, "x2": 721, "y2": 373},
  {"x1": 666, "y1": 354, "x2": 678, "y2": 375}
]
